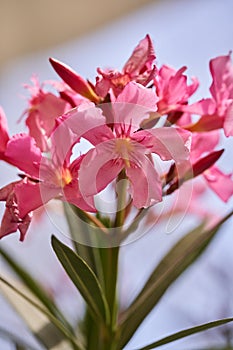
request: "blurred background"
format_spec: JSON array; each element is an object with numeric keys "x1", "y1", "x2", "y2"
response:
[{"x1": 1, "y1": 0, "x2": 233, "y2": 349}]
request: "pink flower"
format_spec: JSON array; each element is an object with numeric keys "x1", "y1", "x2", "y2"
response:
[
  {"x1": 209, "y1": 54, "x2": 233, "y2": 136},
  {"x1": 190, "y1": 131, "x2": 233, "y2": 201},
  {"x1": 154, "y1": 65, "x2": 199, "y2": 115},
  {"x1": 22, "y1": 77, "x2": 73, "y2": 151},
  {"x1": 0, "y1": 107, "x2": 41, "y2": 177},
  {"x1": 0, "y1": 106, "x2": 101, "y2": 240},
  {"x1": 95, "y1": 35, "x2": 156, "y2": 98},
  {"x1": 184, "y1": 54, "x2": 233, "y2": 136},
  {"x1": 77, "y1": 82, "x2": 191, "y2": 208},
  {"x1": 0, "y1": 181, "x2": 32, "y2": 241}
]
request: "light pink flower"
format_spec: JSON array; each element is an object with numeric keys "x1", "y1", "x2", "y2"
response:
[
  {"x1": 154, "y1": 65, "x2": 199, "y2": 115},
  {"x1": 77, "y1": 82, "x2": 191, "y2": 208},
  {"x1": 184, "y1": 54, "x2": 233, "y2": 136}
]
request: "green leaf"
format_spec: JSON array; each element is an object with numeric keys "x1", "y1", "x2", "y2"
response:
[
  {"x1": 118, "y1": 210, "x2": 233, "y2": 348},
  {"x1": 63, "y1": 203, "x2": 105, "y2": 288},
  {"x1": 0, "y1": 247, "x2": 71, "y2": 331},
  {"x1": 135, "y1": 318, "x2": 233, "y2": 349},
  {"x1": 0, "y1": 277, "x2": 83, "y2": 350},
  {"x1": 51, "y1": 235, "x2": 110, "y2": 326}
]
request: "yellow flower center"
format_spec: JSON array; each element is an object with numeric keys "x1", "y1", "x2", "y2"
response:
[
  {"x1": 115, "y1": 138, "x2": 133, "y2": 168},
  {"x1": 55, "y1": 168, "x2": 73, "y2": 187}
]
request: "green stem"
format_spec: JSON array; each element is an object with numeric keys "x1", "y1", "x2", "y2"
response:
[{"x1": 100, "y1": 171, "x2": 128, "y2": 349}]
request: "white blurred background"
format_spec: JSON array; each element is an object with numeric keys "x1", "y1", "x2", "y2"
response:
[{"x1": 1, "y1": 0, "x2": 233, "y2": 349}]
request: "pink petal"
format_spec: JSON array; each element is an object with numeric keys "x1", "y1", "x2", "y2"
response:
[
  {"x1": 209, "y1": 54, "x2": 233, "y2": 102},
  {"x1": 25, "y1": 92, "x2": 69, "y2": 151},
  {"x1": 25, "y1": 111, "x2": 48, "y2": 151},
  {"x1": 203, "y1": 166, "x2": 233, "y2": 202},
  {"x1": 224, "y1": 102, "x2": 233, "y2": 136},
  {"x1": 51, "y1": 105, "x2": 109, "y2": 164},
  {"x1": 0, "y1": 207, "x2": 32, "y2": 241},
  {"x1": 4, "y1": 134, "x2": 42, "y2": 178},
  {"x1": 62, "y1": 179, "x2": 96, "y2": 212},
  {"x1": 0, "y1": 207, "x2": 19, "y2": 239},
  {"x1": 134, "y1": 127, "x2": 191, "y2": 162},
  {"x1": 182, "y1": 98, "x2": 216, "y2": 115},
  {"x1": 123, "y1": 35, "x2": 156, "y2": 77},
  {"x1": 114, "y1": 82, "x2": 158, "y2": 130},
  {"x1": 14, "y1": 180, "x2": 58, "y2": 218},
  {"x1": 79, "y1": 143, "x2": 124, "y2": 199},
  {"x1": 0, "y1": 181, "x2": 20, "y2": 201},
  {"x1": 126, "y1": 154, "x2": 162, "y2": 208},
  {"x1": 190, "y1": 131, "x2": 220, "y2": 160},
  {"x1": 0, "y1": 106, "x2": 9, "y2": 154}
]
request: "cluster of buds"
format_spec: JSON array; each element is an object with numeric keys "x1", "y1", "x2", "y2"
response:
[{"x1": 0, "y1": 35, "x2": 232, "y2": 241}]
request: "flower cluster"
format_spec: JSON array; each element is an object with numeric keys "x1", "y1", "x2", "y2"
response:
[{"x1": 0, "y1": 35, "x2": 233, "y2": 241}]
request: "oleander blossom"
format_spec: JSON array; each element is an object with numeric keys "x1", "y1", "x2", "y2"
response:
[
  {"x1": 49, "y1": 35, "x2": 157, "y2": 103},
  {"x1": 73, "y1": 82, "x2": 192, "y2": 208},
  {"x1": 0, "y1": 35, "x2": 232, "y2": 242}
]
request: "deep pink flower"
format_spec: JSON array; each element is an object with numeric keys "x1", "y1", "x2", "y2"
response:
[
  {"x1": 0, "y1": 106, "x2": 101, "y2": 240},
  {"x1": 95, "y1": 35, "x2": 156, "y2": 98},
  {"x1": 154, "y1": 65, "x2": 199, "y2": 115},
  {"x1": 0, "y1": 181, "x2": 32, "y2": 241},
  {"x1": 0, "y1": 106, "x2": 41, "y2": 177},
  {"x1": 77, "y1": 82, "x2": 191, "y2": 208}
]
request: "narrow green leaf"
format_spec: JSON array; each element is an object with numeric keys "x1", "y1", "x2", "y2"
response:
[
  {"x1": 135, "y1": 318, "x2": 233, "y2": 349},
  {"x1": 118, "y1": 210, "x2": 233, "y2": 348},
  {"x1": 63, "y1": 203, "x2": 105, "y2": 288},
  {"x1": 0, "y1": 247, "x2": 71, "y2": 331},
  {"x1": 51, "y1": 235, "x2": 110, "y2": 325},
  {"x1": 0, "y1": 277, "x2": 83, "y2": 350}
]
